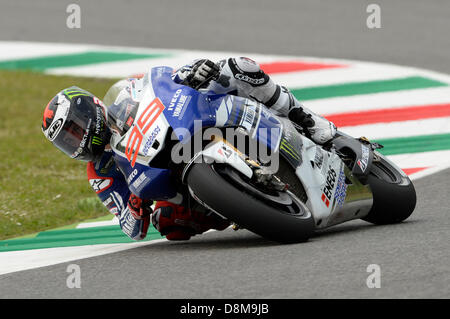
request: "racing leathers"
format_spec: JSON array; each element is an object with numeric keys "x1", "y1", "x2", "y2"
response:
[{"x1": 88, "y1": 57, "x2": 337, "y2": 241}]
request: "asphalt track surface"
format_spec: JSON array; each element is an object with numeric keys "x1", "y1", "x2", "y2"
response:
[{"x1": 0, "y1": 0, "x2": 449, "y2": 298}]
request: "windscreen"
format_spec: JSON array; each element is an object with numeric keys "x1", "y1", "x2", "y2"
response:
[{"x1": 103, "y1": 80, "x2": 138, "y2": 135}]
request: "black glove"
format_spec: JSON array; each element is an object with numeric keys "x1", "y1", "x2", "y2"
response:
[{"x1": 183, "y1": 59, "x2": 220, "y2": 89}]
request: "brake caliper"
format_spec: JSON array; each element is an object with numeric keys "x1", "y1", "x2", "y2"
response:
[{"x1": 253, "y1": 167, "x2": 289, "y2": 192}]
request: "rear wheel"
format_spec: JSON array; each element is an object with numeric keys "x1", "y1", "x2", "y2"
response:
[
  {"x1": 186, "y1": 163, "x2": 315, "y2": 243},
  {"x1": 363, "y1": 154, "x2": 416, "y2": 224}
]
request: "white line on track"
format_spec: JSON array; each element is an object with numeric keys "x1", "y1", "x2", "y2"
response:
[
  {"x1": 0, "y1": 239, "x2": 167, "y2": 275},
  {"x1": 409, "y1": 162, "x2": 450, "y2": 180},
  {"x1": 387, "y1": 150, "x2": 450, "y2": 170},
  {"x1": 303, "y1": 87, "x2": 450, "y2": 114},
  {"x1": 0, "y1": 41, "x2": 90, "y2": 61},
  {"x1": 76, "y1": 218, "x2": 119, "y2": 229},
  {"x1": 269, "y1": 63, "x2": 419, "y2": 89},
  {"x1": 339, "y1": 117, "x2": 450, "y2": 140},
  {"x1": 305, "y1": 87, "x2": 450, "y2": 115}
]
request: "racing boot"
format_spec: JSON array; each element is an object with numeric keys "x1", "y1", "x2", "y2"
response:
[{"x1": 288, "y1": 106, "x2": 337, "y2": 144}]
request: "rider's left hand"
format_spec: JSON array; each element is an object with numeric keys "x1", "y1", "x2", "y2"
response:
[{"x1": 184, "y1": 59, "x2": 220, "y2": 88}]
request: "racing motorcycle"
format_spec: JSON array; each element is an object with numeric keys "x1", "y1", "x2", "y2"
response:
[{"x1": 104, "y1": 66, "x2": 417, "y2": 243}]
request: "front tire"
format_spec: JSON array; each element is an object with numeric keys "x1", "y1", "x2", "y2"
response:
[
  {"x1": 363, "y1": 154, "x2": 417, "y2": 224},
  {"x1": 186, "y1": 163, "x2": 315, "y2": 243}
]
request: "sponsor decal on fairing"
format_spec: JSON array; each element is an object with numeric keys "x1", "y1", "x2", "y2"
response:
[
  {"x1": 357, "y1": 144, "x2": 370, "y2": 172},
  {"x1": 127, "y1": 168, "x2": 138, "y2": 184},
  {"x1": 142, "y1": 125, "x2": 161, "y2": 155},
  {"x1": 132, "y1": 172, "x2": 147, "y2": 189},
  {"x1": 334, "y1": 169, "x2": 348, "y2": 209},
  {"x1": 321, "y1": 165, "x2": 337, "y2": 207}
]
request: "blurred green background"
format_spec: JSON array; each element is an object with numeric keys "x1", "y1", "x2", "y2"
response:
[{"x1": 0, "y1": 70, "x2": 118, "y2": 239}]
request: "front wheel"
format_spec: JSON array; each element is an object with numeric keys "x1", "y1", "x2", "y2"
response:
[
  {"x1": 363, "y1": 153, "x2": 417, "y2": 224},
  {"x1": 186, "y1": 163, "x2": 315, "y2": 243}
]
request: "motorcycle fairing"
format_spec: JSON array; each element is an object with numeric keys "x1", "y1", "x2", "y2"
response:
[
  {"x1": 150, "y1": 67, "x2": 217, "y2": 143},
  {"x1": 332, "y1": 135, "x2": 374, "y2": 180},
  {"x1": 209, "y1": 94, "x2": 284, "y2": 153},
  {"x1": 109, "y1": 67, "x2": 199, "y2": 200},
  {"x1": 277, "y1": 118, "x2": 372, "y2": 228},
  {"x1": 110, "y1": 66, "x2": 279, "y2": 200},
  {"x1": 109, "y1": 66, "x2": 371, "y2": 221}
]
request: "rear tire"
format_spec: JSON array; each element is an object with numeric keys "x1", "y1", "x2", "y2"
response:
[
  {"x1": 187, "y1": 163, "x2": 315, "y2": 243},
  {"x1": 363, "y1": 154, "x2": 416, "y2": 224}
]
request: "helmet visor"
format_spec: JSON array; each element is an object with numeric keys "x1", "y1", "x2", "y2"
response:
[{"x1": 51, "y1": 98, "x2": 96, "y2": 160}]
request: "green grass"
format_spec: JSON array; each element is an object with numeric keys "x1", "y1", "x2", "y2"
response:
[{"x1": 0, "y1": 70, "x2": 119, "y2": 240}]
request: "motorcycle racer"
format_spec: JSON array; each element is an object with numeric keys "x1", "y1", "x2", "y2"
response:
[{"x1": 41, "y1": 57, "x2": 337, "y2": 241}]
